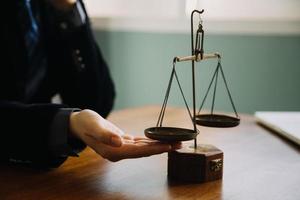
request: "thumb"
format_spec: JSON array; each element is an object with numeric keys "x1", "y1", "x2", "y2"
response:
[{"x1": 87, "y1": 119, "x2": 124, "y2": 147}]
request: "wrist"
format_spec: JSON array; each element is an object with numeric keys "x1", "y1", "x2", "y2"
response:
[{"x1": 69, "y1": 111, "x2": 82, "y2": 139}]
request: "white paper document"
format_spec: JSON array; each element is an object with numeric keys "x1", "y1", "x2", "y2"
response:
[{"x1": 255, "y1": 111, "x2": 300, "y2": 146}]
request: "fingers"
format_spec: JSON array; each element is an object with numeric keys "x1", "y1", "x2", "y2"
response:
[
  {"x1": 125, "y1": 143, "x2": 172, "y2": 158},
  {"x1": 86, "y1": 131, "x2": 123, "y2": 147},
  {"x1": 133, "y1": 137, "x2": 182, "y2": 150},
  {"x1": 133, "y1": 136, "x2": 147, "y2": 141},
  {"x1": 86, "y1": 119, "x2": 125, "y2": 147},
  {"x1": 102, "y1": 120, "x2": 125, "y2": 137},
  {"x1": 122, "y1": 134, "x2": 134, "y2": 140},
  {"x1": 133, "y1": 140, "x2": 182, "y2": 151},
  {"x1": 95, "y1": 140, "x2": 182, "y2": 162},
  {"x1": 70, "y1": 110, "x2": 125, "y2": 148},
  {"x1": 107, "y1": 143, "x2": 171, "y2": 162}
]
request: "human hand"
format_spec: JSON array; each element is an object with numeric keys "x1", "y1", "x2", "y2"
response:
[
  {"x1": 70, "y1": 109, "x2": 124, "y2": 148},
  {"x1": 70, "y1": 109, "x2": 181, "y2": 162},
  {"x1": 88, "y1": 135, "x2": 181, "y2": 162},
  {"x1": 48, "y1": 0, "x2": 77, "y2": 11}
]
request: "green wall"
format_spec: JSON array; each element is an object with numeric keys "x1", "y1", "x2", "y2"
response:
[{"x1": 94, "y1": 30, "x2": 300, "y2": 114}]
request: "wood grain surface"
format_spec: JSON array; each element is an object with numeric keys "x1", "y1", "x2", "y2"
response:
[{"x1": 1, "y1": 106, "x2": 300, "y2": 200}]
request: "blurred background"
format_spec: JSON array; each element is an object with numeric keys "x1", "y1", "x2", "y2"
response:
[{"x1": 84, "y1": 0, "x2": 300, "y2": 114}]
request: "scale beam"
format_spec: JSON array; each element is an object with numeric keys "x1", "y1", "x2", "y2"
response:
[{"x1": 176, "y1": 53, "x2": 220, "y2": 62}]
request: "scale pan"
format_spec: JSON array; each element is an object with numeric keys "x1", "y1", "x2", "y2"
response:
[
  {"x1": 195, "y1": 114, "x2": 240, "y2": 128},
  {"x1": 144, "y1": 127, "x2": 197, "y2": 142}
]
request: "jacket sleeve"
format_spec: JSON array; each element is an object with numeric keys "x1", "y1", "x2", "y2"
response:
[{"x1": 0, "y1": 101, "x2": 69, "y2": 168}]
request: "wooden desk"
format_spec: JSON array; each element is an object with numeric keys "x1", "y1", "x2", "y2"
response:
[{"x1": 1, "y1": 106, "x2": 300, "y2": 200}]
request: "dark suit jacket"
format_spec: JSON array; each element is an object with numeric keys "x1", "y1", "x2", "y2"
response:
[{"x1": 0, "y1": 0, "x2": 115, "y2": 167}]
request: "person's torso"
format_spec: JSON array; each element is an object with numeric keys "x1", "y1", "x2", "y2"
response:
[{"x1": 0, "y1": 0, "x2": 50, "y2": 103}]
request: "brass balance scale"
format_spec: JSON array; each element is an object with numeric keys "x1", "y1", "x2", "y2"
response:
[{"x1": 144, "y1": 10, "x2": 240, "y2": 183}]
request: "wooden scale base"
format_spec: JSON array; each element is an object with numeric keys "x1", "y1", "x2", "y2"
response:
[{"x1": 168, "y1": 144, "x2": 223, "y2": 183}]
